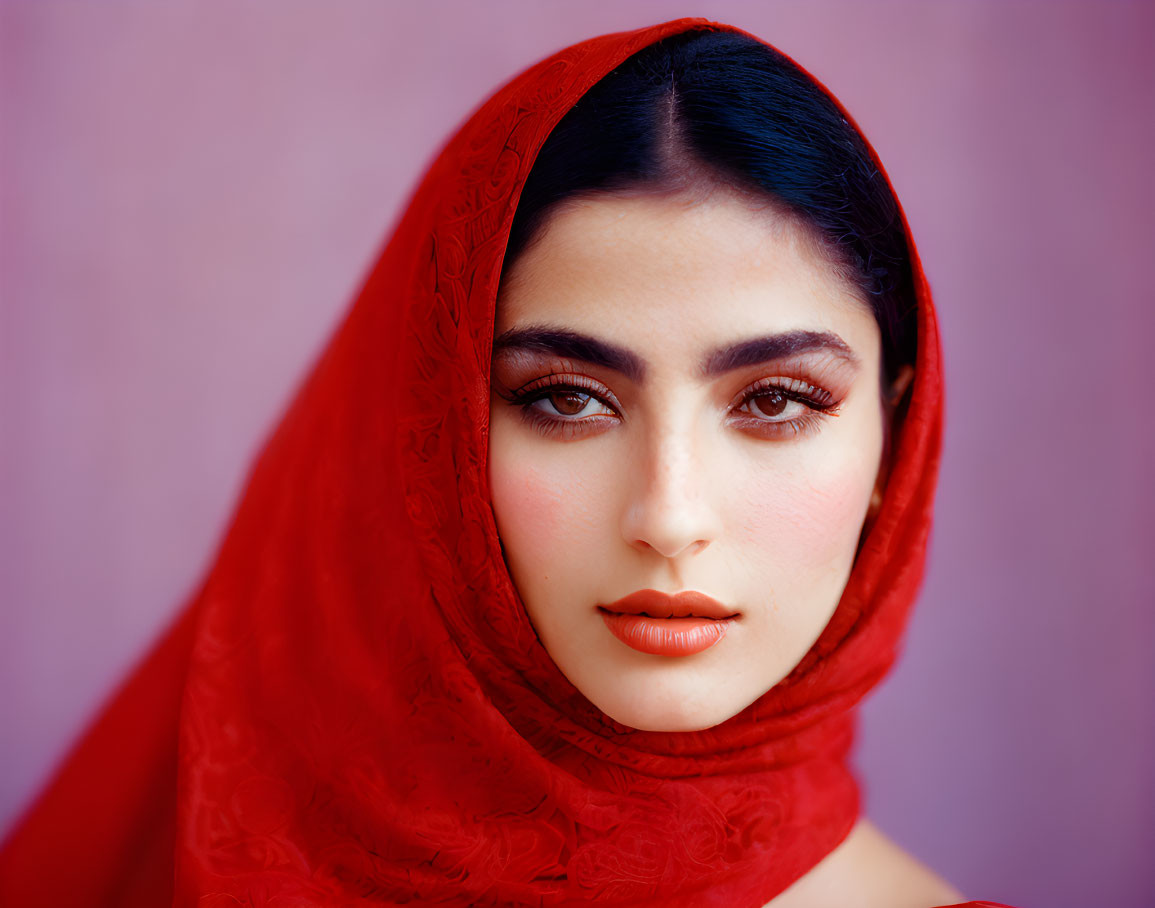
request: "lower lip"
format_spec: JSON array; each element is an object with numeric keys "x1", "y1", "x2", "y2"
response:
[{"x1": 599, "y1": 609, "x2": 733, "y2": 657}]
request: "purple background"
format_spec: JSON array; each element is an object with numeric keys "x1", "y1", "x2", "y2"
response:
[{"x1": 2, "y1": 2, "x2": 1152, "y2": 906}]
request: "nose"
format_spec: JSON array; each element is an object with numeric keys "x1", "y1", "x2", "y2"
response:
[{"x1": 619, "y1": 421, "x2": 723, "y2": 560}]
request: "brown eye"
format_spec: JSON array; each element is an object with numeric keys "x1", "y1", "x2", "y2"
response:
[
  {"x1": 549, "y1": 391, "x2": 592, "y2": 416},
  {"x1": 751, "y1": 389, "x2": 788, "y2": 418}
]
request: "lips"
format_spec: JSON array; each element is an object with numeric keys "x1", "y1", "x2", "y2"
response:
[
  {"x1": 598, "y1": 589, "x2": 739, "y2": 657},
  {"x1": 601, "y1": 589, "x2": 739, "y2": 620}
]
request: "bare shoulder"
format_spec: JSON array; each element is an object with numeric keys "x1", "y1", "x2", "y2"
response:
[
  {"x1": 765, "y1": 818, "x2": 965, "y2": 908},
  {"x1": 849, "y1": 819, "x2": 966, "y2": 906}
]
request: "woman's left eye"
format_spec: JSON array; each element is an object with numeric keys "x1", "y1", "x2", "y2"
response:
[{"x1": 738, "y1": 388, "x2": 809, "y2": 422}]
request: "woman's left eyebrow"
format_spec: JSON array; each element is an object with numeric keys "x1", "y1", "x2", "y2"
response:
[{"x1": 492, "y1": 326, "x2": 857, "y2": 384}]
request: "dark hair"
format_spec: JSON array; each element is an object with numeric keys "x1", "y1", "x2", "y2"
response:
[{"x1": 502, "y1": 30, "x2": 917, "y2": 381}]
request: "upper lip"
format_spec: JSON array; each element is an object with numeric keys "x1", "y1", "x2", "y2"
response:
[{"x1": 599, "y1": 589, "x2": 739, "y2": 620}]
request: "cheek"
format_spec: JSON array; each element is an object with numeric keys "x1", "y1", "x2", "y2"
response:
[
  {"x1": 487, "y1": 433, "x2": 608, "y2": 585},
  {"x1": 734, "y1": 394, "x2": 886, "y2": 565},
  {"x1": 733, "y1": 450, "x2": 877, "y2": 571},
  {"x1": 490, "y1": 461, "x2": 563, "y2": 556}
]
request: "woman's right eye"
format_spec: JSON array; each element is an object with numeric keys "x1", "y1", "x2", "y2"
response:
[
  {"x1": 505, "y1": 381, "x2": 620, "y2": 440},
  {"x1": 528, "y1": 389, "x2": 615, "y2": 419}
]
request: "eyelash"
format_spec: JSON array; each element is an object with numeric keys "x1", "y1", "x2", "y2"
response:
[{"x1": 501, "y1": 372, "x2": 840, "y2": 441}]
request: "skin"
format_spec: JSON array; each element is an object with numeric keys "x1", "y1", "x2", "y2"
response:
[
  {"x1": 765, "y1": 819, "x2": 964, "y2": 907},
  {"x1": 489, "y1": 185, "x2": 888, "y2": 733},
  {"x1": 487, "y1": 186, "x2": 962, "y2": 905}
]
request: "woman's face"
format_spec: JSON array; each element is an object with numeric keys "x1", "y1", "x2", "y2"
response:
[{"x1": 488, "y1": 187, "x2": 888, "y2": 732}]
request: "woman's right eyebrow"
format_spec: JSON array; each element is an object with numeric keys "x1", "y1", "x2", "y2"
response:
[{"x1": 491, "y1": 326, "x2": 857, "y2": 384}]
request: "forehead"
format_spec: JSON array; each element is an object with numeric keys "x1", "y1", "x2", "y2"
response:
[{"x1": 495, "y1": 189, "x2": 880, "y2": 361}]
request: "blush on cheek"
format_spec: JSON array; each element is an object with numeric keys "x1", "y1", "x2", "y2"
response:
[
  {"x1": 736, "y1": 464, "x2": 873, "y2": 557},
  {"x1": 490, "y1": 462, "x2": 565, "y2": 559}
]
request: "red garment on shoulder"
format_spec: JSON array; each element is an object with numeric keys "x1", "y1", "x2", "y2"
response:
[{"x1": 0, "y1": 16, "x2": 1011, "y2": 908}]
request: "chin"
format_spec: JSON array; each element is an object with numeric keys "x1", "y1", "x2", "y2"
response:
[{"x1": 591, "y1": 681, "x2": 748, "y2": 733}]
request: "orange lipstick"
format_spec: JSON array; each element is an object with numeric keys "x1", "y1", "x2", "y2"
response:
[{"x1": 598, "y1": 589, "x2": 738, "y2": 657}]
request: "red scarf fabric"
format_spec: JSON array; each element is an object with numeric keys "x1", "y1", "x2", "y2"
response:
[{"x1": 1, "y1": 17, "x2": 1011, "y2": 908}]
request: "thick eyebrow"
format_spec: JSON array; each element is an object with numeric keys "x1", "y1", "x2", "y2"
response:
[
  {"x1": 491, "y1": 326, "x2": 857, "y2": 384},
  {"x1": 700, "y1": 329, "x2": 858, "y2": 377}
]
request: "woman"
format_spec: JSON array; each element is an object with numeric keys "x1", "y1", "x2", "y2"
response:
[{"x1": 0, "y1": 17, "x2": 1017, "y2": 907}]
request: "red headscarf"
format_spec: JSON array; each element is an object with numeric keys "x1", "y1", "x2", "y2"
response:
[{"x1": 1, "y1": 17, "x2": 999, "y2": 908}]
